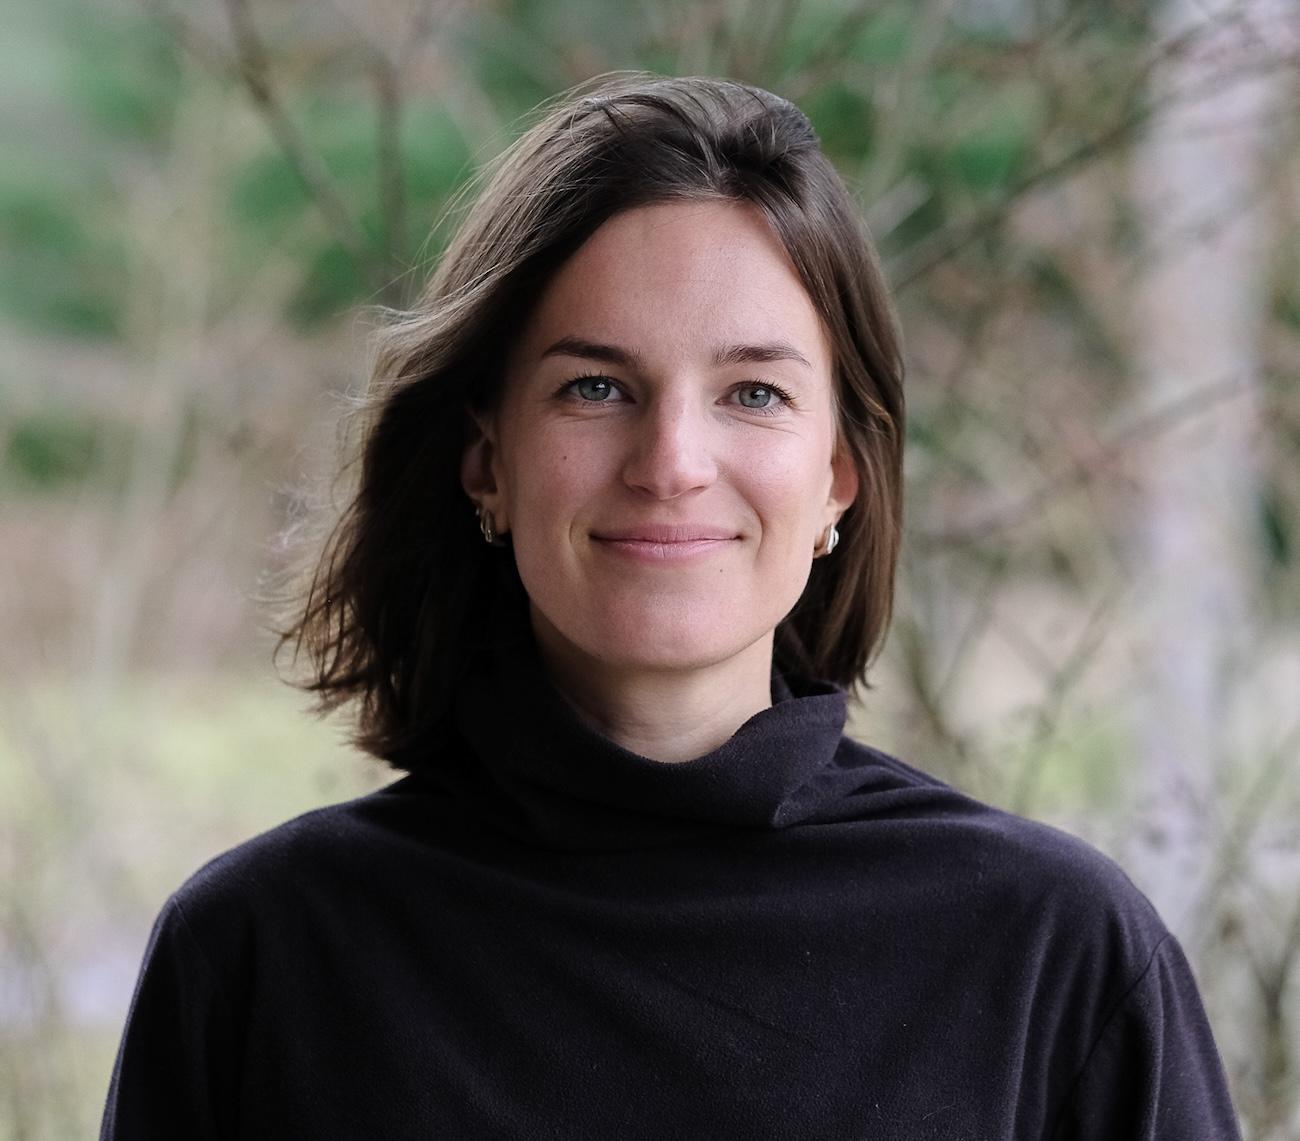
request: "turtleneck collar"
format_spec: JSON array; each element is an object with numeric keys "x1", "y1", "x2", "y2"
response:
[{"x1": 429, "y1": 589, "x2": 851, "y2": 851}]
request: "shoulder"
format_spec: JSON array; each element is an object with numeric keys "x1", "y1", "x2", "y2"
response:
[
  {"x1": 166, "y1": 776, "x2": 429, "y2": 939},
  {"x1": 835, "y1": 737, "x2": 1169, "y2": 956},
  {"x1": 973, "y1": 804, "x2": 1168, "y2": 967}
]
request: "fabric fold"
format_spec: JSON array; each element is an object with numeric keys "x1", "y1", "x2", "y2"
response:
[{"x1": 439, "y1": 591, "x2": 850, "y2": 849}]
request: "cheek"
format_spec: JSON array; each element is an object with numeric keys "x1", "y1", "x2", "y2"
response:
[
  {"x1": 741, "y1": 446, "x2": 833, "y2": 549},
  {"x1": 501, "y1": 429, "x2": 605, "y2": 536}
]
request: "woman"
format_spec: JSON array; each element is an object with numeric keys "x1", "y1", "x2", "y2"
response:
[{"x1": 102, "y1": 73, "x2": 1240, "y2": 1139}]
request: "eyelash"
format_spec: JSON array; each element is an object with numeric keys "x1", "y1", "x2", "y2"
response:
[{"x1": 556, "y1": 373, "x2": 797, "y2": 417}]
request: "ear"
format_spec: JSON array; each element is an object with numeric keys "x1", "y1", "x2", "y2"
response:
[
  {"x1": 460, "y1": 408, "x2": 509, "y2": 532},
  {"x1": 825, "y1": 443, "x2": 859, "y2": 525}
]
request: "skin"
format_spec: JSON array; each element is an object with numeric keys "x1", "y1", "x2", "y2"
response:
[{"x1": 461, "y1": 200, "x2": 857, "y2": 762}]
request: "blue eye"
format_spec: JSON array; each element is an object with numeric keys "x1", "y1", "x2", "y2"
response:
[
  {"x1": 737, "y1": 385, "x2": 776, "y2": 409},
  {"x1": 733, "y1": 383, "x2": 795, "y2": 414},
  {"x1": 572, "y1": 375, "x2": 617, "y2": 401}
]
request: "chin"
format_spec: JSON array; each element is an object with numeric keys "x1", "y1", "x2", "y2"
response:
[
  {"x1": 591, "y1": 634, "x2": 734, "y2": 674},
  {"x1": 568, "y1": 601, "x2": 775, "y2": 676},
  {"x1": 524, "y1": 573, "x2": 791, "y2": 676}
]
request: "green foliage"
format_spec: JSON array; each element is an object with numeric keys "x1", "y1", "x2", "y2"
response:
[
  {"x1": 0, "y1": 407, "x2": 202, "y2": 497},
  {"x1": 0, "y1": 3, "x2": 140, "y2": 340},
  {"x1": 3, "y1": 412, "x2": 105, "y2": 491},
  {"x1": 303, "y1": 92, "x2": 389, "y2": 183},
  {"x1": 852, "y1": 4, "x2": 910, "y2": 64},
  {"x1": 59, "y1": 5, "x2": 183, "y2": 146},
  {"x1": 290, "y1": 241, "x2": 367, "y2": 325},
  {"x1": 801, "y1": 80, "x2": 875, "y2": 165},
  {"x1": 770, "y1": 3, "x2": 848, "y2": 72},
  {"x1": 228, "y1": 151, "x2": 313, "y2": 229},
  {"x1": 0, "y1": 0, "x2": 1054, "y2": 347},
  {"x1": 0, "y1": 172, "x2": 125, "y2": 338},
  {"x1": 401, "y1": 104, "x2": 473, "y2": 209},
  {"x1": 1277, "y1": 284, "x2": 1300, "y2": 332},
  {"x1": 949, "y1": 124, "x2": 1026, "y2": 193},
  {"x1": 460, "y1": 11, "x2": 557, "y2": 120},
  {"x1": 227, "y1": 94, "x2": 474, "y2": 324},
  {"x1": 1259, "y1": 483, "x2": 1292, "y2": 568},
  {"x1": 937, "y1": 78, "x2": 1039, "y2": 195}
]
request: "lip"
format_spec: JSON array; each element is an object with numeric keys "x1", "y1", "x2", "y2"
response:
[
  {"x1": 590, "y1": 524, "x2": 740, "y2": 564},
  {"x1": 592, "y1": 524, "x2": 739, "y2": 543}
]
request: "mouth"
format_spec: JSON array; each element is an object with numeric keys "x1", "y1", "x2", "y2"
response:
[
  {"x1": 591, "y1": 524, "x2": 739, "y2": 543},
  {"x1": 590, "y1": 525, "x2": 740, "y2": 563}
]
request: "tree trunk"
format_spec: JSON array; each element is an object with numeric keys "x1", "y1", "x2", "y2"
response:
[{"x1": 1126, "y1": 0, "x2": 1284, "y2": 941}]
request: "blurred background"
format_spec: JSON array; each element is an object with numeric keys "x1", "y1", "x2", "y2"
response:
[{"x1": 2, "y1": 0, "x2": 1298, "y2": 1135}]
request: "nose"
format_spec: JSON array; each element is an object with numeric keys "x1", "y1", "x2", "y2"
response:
[{"x1": 620, "y1": 392, "x2": 718, "y2": 499}]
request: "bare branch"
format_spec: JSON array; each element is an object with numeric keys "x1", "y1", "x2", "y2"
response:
[
  {"x1": 148, "y1": 0, "x2": 378, "y2": 279},
  {"x1": 148, "y1": 0, "x2": 384, "y2": 285},
  {"x1": 932, "y1": 548, "x2": 1012, "y2": 709},
  {"x1": 886, "y1": 9, "x2": 1298, "y2": 290},
  {"x1": 373, "y1": 51, "x2": 406, "y2": 302},
  {"x1": 222, "y1": 0, "x2": 383, "y2": 280},
  {"x1": 888, "y1": 102, "x2": 1146, "y2": 290},
  {"x1": 1198, "y1": 715, "x2": 1300, "y2": 918},
  {"x1": 891, "y1": 608, "x2": 978, "y2": 771},
  {"x1": 1007, "y1": 583, "x2": 1125, "y2": 815},
  {"x1": 909, "y1": 371, "x2": 1257, "y2": 550}
]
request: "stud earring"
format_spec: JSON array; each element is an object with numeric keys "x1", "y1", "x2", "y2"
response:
[{"x1": 815, "y1": 522, "x2": 840, "y2": 558}]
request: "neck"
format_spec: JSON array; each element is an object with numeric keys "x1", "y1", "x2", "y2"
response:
[{"x1": 528, "y1": 606, "x2": 774, "y2": 764}]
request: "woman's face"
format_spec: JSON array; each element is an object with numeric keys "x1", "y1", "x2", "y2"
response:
[{"x1": 463, "y1": 199, "x2": 857, "y2": 680}]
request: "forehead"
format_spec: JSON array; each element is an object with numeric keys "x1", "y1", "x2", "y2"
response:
[{"x1": 512, "y1": 200, "x2": 831, "y2": 368}]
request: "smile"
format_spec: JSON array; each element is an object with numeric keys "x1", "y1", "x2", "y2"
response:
[{"x1": 590, "y1": 529, "x2": 739, "y2": 564}]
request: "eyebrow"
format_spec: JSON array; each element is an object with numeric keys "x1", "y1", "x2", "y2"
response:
[{"x1": 539, "y1": 336, "x2": 812, "y2": 371}]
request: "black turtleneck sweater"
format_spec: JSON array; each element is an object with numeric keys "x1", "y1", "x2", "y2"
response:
[{"x1": 101, "y1": 609, "x2": 1241, "y2": 1140}]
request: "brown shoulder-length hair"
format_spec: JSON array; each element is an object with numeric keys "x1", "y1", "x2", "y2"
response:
[{"x1": 280, "y1": 71, "x2": 905, "y2": 771}]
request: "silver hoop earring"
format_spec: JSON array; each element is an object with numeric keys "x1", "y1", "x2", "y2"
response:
[
  {"x1": 816, "y1": 523, "x2": 840, "y2": 558},
  {"x1": 475, "y1": 503, "x2": 506, "y2": 547}
]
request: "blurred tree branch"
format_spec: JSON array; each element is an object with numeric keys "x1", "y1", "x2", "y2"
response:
[
  {"x1": 221, "y1": 0, "x2": 388, "y2": 280},
  {"x1": 1006, "y1": 583, "x2": 1123, "y2": 815},
  {"x1": 146, "y1": 0, "x2": 398, "y2": 294},
  {"x1": 373, "y1": 50, "x2": 406, "y2": 276},
  {"x1": 888, "y1": 6, "x2": 1299, "y2": 290},
  {"x1": 909, "y1": 370, "x2": 1258, "y2": 550}
]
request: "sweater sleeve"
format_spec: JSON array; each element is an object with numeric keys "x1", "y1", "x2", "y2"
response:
[
  {"x1": 99, "y1": 894, "x2": 242, "y2": 1141},
  {"x1": 1049, "y1": 933, "x2": 1241, "y2": 1141}
]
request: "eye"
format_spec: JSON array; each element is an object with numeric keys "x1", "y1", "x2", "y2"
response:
[
  {"x1": 731, "y1": 382, "x2": 794, "y2": 413},
  {"x1": 737, "y1": 384, "x2": 776, "y2": 409},
  {"x1": 563, "y1": 374, "x2": 623, "y2": 402}
]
